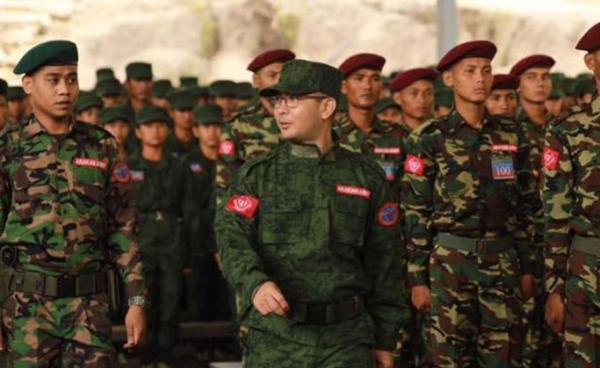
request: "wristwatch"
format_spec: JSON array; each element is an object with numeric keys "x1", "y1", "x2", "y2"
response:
[{"x1": 128, "y1": 295, "x2": 149, "y2": 308}]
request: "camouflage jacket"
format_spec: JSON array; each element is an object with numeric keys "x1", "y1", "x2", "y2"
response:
[
  {"x1": 542, "y1": 94, "x2": 600, "y2": 296},
  {"x1": 402, "y1": 109, "x2": 537, "y2": 287},
  {"x1": 333, "y1": 112, "x2": 410, "y2": 203},
  {"x1": 215, "y1": 140, "x2": 407, "y2": 350},
  {"x1": 214, "y1": 100, "x2": 280, "y2": 204},
  {"x1": 0, "y1": 116, "x2": 146, "y2": 298}
]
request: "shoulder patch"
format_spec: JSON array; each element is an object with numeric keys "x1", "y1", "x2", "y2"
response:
[
  {"x1": 226, "y1": 195, "x2": 259, "y2": 219},
  {"x1": 112, "y1": 162, "x2": 131, "y2": 183},
  {"x1": 542, "y1": 147, "x2": 560, "y2": 171},
  {"x1": 218, "y1": 140, "x2": 236, "y2": 157},
  {"x1": 405, "y1": 154, "x2": 425, "y2": 176},
  {"x1": 377, "y1": 202, "x2": 400, "y2": 227}
]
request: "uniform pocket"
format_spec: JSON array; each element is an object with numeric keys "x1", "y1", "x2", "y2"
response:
[
  {"x1": 332, "y1": 195, "x2": 369, "y2": 247},
  {"x1": 259, "y1": 198, "x2": 305, "y2": 244}
]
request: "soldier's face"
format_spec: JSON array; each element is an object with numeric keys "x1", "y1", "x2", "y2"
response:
[
  {"x1": 172, "y1": 109, "x2": 193, "y2": 130},
  {"x1": 518, "y1": 67, "x2": 552, "y2": 104},
  {"x1": 7, "y1": 100, "x2": 24, "y2": 121},
  {"x1": 394, "y1": 80, "x2": 434, "y2": 120},
  {"x1": 136, "y1": 121, "x2": 168, "y2": 147},
  {"x1": 127, "y1": 79, "x2": 153, "y2": 102},
  {"x1": 104, "y1": 120, "x2": 130, "y2": 146},
  {"x1": 485, "y1": 89, "x2": 517, "y2": 117},
  {"x1": 77, "y1": 107, "x2": 101, "y2": 125},
  {"x1": 342, "y1": 69, "x2": 383, "y2": 109},
  {"x1": 0, "y1": 96, "x2": 8, "y2": 128},
  {"x1": 253, "y1": 62, "x2": 284, "y2": 89},
  {"x1": 214, "y1": 96, "x2": 237, "y2": 119},
  {"x1": 22, "y1": 65, "x2": 79, "y2": 120},
  {"x1": 444, "y1": 58, "x2": 492, "y2": 104},
  {"x1": 376, "y1": 107, "x2": 402, "y2": 124},
  {"x1": 194, "y1": 123, "x2": 222, "y2": 148},
  {"x1": 545, "y1": 98, "x2": 564, "y2": 116},
  {"x1": 273, "y1": 94, "x2": 333, "y2": 143}
]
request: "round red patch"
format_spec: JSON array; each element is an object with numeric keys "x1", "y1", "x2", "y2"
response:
[{"x1": 377, "y1": 202, "x2": 400, "y2": 227}]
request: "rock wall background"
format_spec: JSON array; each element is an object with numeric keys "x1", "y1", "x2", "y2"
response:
[{"x1": 0, "y1": 0, "x2": 597, "y2": 88}]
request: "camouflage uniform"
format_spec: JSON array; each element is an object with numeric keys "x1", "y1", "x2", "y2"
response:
[
  {"x1": 127, "y1": 151, "x2": 186, "y2": 362},
  {"x1": 216, "y1": 141, "x2": 407, "y2": 367},
  {"x1": 402, "y1": 110, "x2": 537, "y2": 367},
  {"x1": 0, "y1": 117, "x2": 146, "y2": 367},
  {"x1": 214, "y1": 101, "x2": 280, "y2": 204},
  {"x1": 542, "y1": 94, "x2": 600, "y2": 368},
  {"x1": 515, "y1": 107, "x2": 562, "y2": 368}
]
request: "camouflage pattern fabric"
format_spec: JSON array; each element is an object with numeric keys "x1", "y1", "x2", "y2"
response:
[
  {"x1": 0, "y1": 116, "x2": 145, "y2": 365},
  {"x1": 543, "y1": 93, "x2": 600, "y2": 368},
  {"x1": 215, "y1": 140, "x2": 407, "y2": 358},
  {"x1": 402, "y1": 109, "x2": 537, "y2": 367}
]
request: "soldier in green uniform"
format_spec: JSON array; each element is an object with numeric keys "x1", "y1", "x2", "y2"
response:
[
  {"x1": 125, "y1": 62, "x2": 153, "y2": 114},
  {"x1": 234, "y1": 82, "x2": 256, "y2": 111},
  {"x1": 509, "y1": 54, "x2": 562, "y2": 368},
  {"x1": 127, "y1": 105, "x2": 186, "y2": 367},
  {"x1": 216, "y1": 58, "x2": 407, "y2": 368},
  {"x1": 390, "y1": 67, "x2": 438, "y2": 132},
  {"x1": 151, "y1": 79, "x2": 174, "y2": 111},
  {"x1": 95, "y1": 77, "x2": 126, "y2": 108},
  {"x1": 165, "y1": 88, "x2": 197, "y2": 158},
  {"x1": 402, "y1": 40, "x2": 537, "y2": 367},
  {"x1": 180, "y1": 76, "x2": 199, "y2": 88},
  {"x1": 374, "y1": 98, "x2": 402, "y2": 125},
  {"x1": 543, "y1": 21, "x2": 600, "y2": 368},
  {"x1": 95, "y1": 67, "x2": 115, "y2": 83},
  {"x1": 214, "y1": 49, "x2": 295, "y2": 204},
  {"x1": 0, "y1": 79, "x2": 9, "y2": 131},
  {"x1": 0, "y1": 39, "x2": 147, "y2": 367},
  {"x1": 546, "y1": 74, "x2": 566, "y2": 116},
  {"x1": 75, "y1": 92, "x2": 103, "y2": 125},
  {"x1": 6, "y1": 86, "x2": 27, "y2": 124},
  {"x1": 485, "y1": 74, "x2": 519, "y2": 118},
  {"x1": 210, "y1": 80, "x2": 238, "y2": 122},
  {"x1": 433, "y1": 87, "x2": 453, "y2": 119},
  {"x1": 99, "y1": 105, "x2": 133, "y2": 161}
]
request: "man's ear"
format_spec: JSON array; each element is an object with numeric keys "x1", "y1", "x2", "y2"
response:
[
  {"x1": 584, "y1": 52, "x2": 596, "y2": 72},
  {"x1": 442, "y1": 70, "x2": 453, "y2": 88},
  {"x1": 320, "y1": 97, "x2": 337, "y2": 120},
  {"x1": 252, "y1": 73, "x2": 260, "y2": 89},
  {"x1": 135, "y1": 127, "x2": 141, "y2": 140},
  {"x1": 22, "y1": 75, "x2": 33, "y2": 95}
]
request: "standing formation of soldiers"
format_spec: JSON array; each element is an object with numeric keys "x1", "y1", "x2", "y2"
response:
[{"x1": 0, "y1": 20, "x2": 598, "y2": 368}]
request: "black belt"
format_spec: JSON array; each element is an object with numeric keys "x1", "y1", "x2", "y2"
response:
[
  {"x1": 289, "y1": 295, "x2": 365, "y2": 325},
  {"x1": 437, "y1": 233, "x2": 513, "y2": 254},
  {"x1": 12, "y1": 270, "x2": 108, "y2": 298}
]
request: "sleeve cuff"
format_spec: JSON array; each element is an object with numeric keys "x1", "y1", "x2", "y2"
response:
[{"x1": 373, "y1": 330, "x2": 399, "y2": 351}]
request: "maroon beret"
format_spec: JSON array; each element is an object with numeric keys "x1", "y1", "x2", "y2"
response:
[
  {"x1": 491, "y1": 74, "x2": 518, "y2": 90},
  {"x1": 338, "y1": 53, "x2": 386, "y2": 77},
  {"x1": 576, "y1": 22, "x2": 600, "y2": 52},
  {"x1": 509, "y1": 54, "x2": 555, "y2": 77},
  {"x1": 437, "y1": 40, "x2": 497, "y2": 72},
  {"x1": 389, "y1": 68, "x2": 438, "y2": 92},
  {"x1": 247, "y1": 49, "x2": 296, "y2": 72}
]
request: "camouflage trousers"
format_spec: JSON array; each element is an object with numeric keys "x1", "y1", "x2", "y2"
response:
[
  {"x1": 240, "y1": 326, "x2": 376, "y2": 368},
  {"x1": 429, "y1": 244, "x2": 522, "y2": 368},
  {"x1": 564, "y1": 250, "x2": 600, "y2": 368},
  {"x1": 1, "y1": 291, "x2": 115, "y2": 368},
  {"x1": 394, "y1": 306, "x2": 432, "y2": 367}
]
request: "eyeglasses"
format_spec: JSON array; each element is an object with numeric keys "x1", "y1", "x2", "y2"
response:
[{"x1": 269, "y1": 94, "x2": 328, "y2": 108}]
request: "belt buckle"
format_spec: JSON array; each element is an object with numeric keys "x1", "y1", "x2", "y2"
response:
[
  {"x1": 476, "y1": 238, "x2": 487, "y2": 253},
  {"x1": 57, "y1": 275, "x2": 74, "y2": 297},
  {"x1": 155, "y1": 211, "x2": 164, "y2": 222}
]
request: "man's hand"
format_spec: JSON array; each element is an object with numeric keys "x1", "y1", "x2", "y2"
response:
[
  {"x1": 252, "y1": 281, "x2": 289, "y2": 316},
  {"x1": 545, "y1": 292, "x2": 565, "y2": 335},
  {"x1": 372, "y1": 349, "x2": 394, "y2": 368},
  {"x1": 123, "y1": 305, "x2": 146, "y2": 350},
  {"x1": 520, "y1": 274, "x2": 536, "y2": 300},
  {"x1": 214, "y1": 253, "x2": 223, "y2": 271},
  {"x1": 411, "y1": 285, "x2": 432, "y2": 311}
]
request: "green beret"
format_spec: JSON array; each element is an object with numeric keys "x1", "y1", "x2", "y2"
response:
[
  {"x1": 209, "y1": 80, "x2": 237, "y2": 97},
  {"x1": 0, "y1": 79, "x2": 7, "y2": 97},
  {"x1": 167, "y1": 89, "x2": 196, "y2": 110},
  {"x1": 260, "y1": 59, "x2": 343, "y2": 102},
  {"x1": 152, "y1": 79, "x2": 174, "y2": 98},
  {"x1": 96, "y1": 67, "x2": 115, "y2": 82},
  {"x1": 180, "y1": 76, "x2": 199, "y2": 87},
  {"x1": 95, "y1": 78, "x2": 124, "y2": 97},
  {"x1": 187, "y1": 85, "x2": 211, "y2": 98},
  {"x1": 374, "y1": 98, "x2": 400, "y2": 114},
  {"x1": 126, "y1": 62, "x2": 153, "y2": 80},
  {"x1": 135, "y1": 105, "x2": 170, "y2": 126},
  {"x1": 14, "y1": 40, "x2": 78, "y2": 75},
  {"x1": 7, "y1": 86, "x2": 25, "y2": 101},
  {"x1": 76, "y1": 92, "x2": 103, "y2": 113},
  {"x1": 235, "y1": 82, "x2": 256, "y2": 99},
  {"x1": 193, "y1": 104, "x2": 224, "y2": 125},
  {"x1": 435, "y1": 88, "x2": 454, "y2": 109},
  {"x1": 574, "y1": 77, "x2": 596, "y2": 97},
  {"x1": 99, "y1": 105, "x2": 133, "y2": 126}
]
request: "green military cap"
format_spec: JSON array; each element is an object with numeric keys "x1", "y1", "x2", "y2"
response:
[
  {"x1": 135, "y1": 105, "x2": 170, "y2": 126},
  {"x1": 95, "y1": 78, "x2": 124, "y2": 97},
  {"x1": 0, "y1": 79, "x2": 7, "y2": 97},
  {"x1": 576, "y1": 72, "x2": 593, "y2": 80},
  {"x1": 374, "y1": 98, "x2": 400, "y2": 114},
  {"x1": 259, "y1": 59, "x2": 343, "y2": 102},
  {"x1": 549, "y1": 75, "x2": 565, "y2": 100},
  {"x1": 153, "y1": 79, "x2": 174, "y2": 98},
  {"x1": 573, "y1": 77, "x2": 596, "y2": 97},
  {"x1": 187, "y1": 85, "x2": 211, "y2": 98},
  {"x1": 7, "y1": 86, "x2": 25, "y2": 101},
  {"x1": 14, "y1": 40, "x2": 78, "y2": 75},
  {"x1": 435, "y1": 88, "x2": 454, "y2": 109},
  {"x1": 235, "y1": 82, "x2": 256, "y2": 99},
  {"x1": 210, "y1": 80, "x2": 237, "y2": 97},
  {"x1": 126, "y1": 62, "x2": 153, "y2": 80},
  {"x1": 167, "y1": 88, "x2": 196, "y2": 110},
  {"x1": 99, "y1": 105, "x2": 133, "y2": 125},
  {"x1": 193, "y1": 104, "x2": 224, "y2": 125},
  {"x1": 180, "y1": 76, "x2": 199, "y2": 87},
  {"x1": 96, "y1": 67, "x2": 115, "y2": 82},
  {"x1": 75, "y1": 92, "x2": 103, "y2": 113}
]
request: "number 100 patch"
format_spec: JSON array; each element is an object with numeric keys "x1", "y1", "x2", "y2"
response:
[{"x1": 491, "y1": 157, "x2": 515, "y2": 180}]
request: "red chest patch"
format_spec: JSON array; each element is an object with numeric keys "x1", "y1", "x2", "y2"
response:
[
  {"x1": 218, "y1": 140, "x2": 236, "y2": 157},
  {"x1": 404, "y1": 155, "x2": 425, "y2": 176},
  {"x1": 492, "y1": 144, "x2": 518, "y2": 153},
  {"x1": 226, "y1": 195, "x2": 259, "y2": 219},
  {"x1": 336, "y1": 184, "x2": 371, "y2": 199},
  {"x1": 542, "y1": 147, "x2": 560, "y2": 171},
  {"x1": 373, "y1": 147, "x2": 402, "y2": 155},
  {"x1": 73, "y1": 157, "x2": 108, "y2": 171}
]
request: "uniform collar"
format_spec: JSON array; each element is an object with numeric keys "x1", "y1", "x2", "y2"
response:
[
  {"x1": 23, "y1": 114, "x2": 77, "y2": 139},
  {"x1": 287, "y1": 137, "x2": 338, "y2": 162},
  {"x1": 335, "y1": 111, "x2": 386, "y2": 135},
  {"x1": 445, "y1": 109, "x2": 494, "y2": 135}
]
